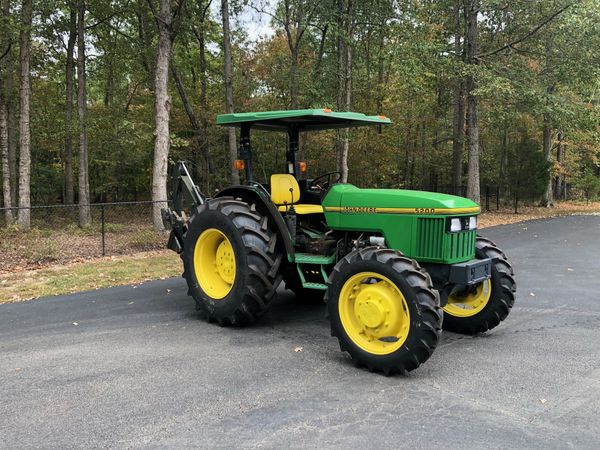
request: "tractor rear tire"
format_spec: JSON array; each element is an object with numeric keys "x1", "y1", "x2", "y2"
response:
[
  {"x1": 442, "y1": 236, "x2": 516, "y2": 335},
  {"x1": 326, "y1": 247, "x2": 442, "y2": 375},
  {"x1": 182, "y1": 197, "x2": 283, "y2": 326}
]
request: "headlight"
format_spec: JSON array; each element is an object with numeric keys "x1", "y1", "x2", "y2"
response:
[
  {"x1": 447, "y1": 216, "x2": 478, "y2": 232},
  {"x1": 469, "y1": 216, "x2": 477, "y2": 230},
  {"x1": 449, "y1": 218, "x2": 462, "y2": 232}
]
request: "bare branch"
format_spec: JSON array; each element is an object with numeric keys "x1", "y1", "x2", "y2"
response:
[
  {"x1": 0, "y1": 41, "x2": 11, "y2": 61},
  {"x1": 477, "y1": 3, "x2": 571, "y2": 59}
]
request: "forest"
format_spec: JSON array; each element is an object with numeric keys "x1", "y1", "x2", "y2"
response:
[{"x1": 1, "y1": 0, "x2": 600, "y2": 230}]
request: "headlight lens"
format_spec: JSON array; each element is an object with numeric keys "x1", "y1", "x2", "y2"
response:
[
  {"x1": 447, "y1": 216, "x2": 478, "y2": 232},
  {"x1": 469, "y1": 216, "x2": 477, "y2": 230},
  {"x1": 449, "y1": 218, "x2": 462, "y2": 232}
]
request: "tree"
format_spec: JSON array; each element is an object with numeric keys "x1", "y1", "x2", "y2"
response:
[
  {"x1": 149, "y1": 0, "x2": 186, "y2": 230},
  {"x1": 464, "y1": 0, "x2": 480, "y2": 204},
  {"x1": 150, "y1": 0, "x2": 174, "y2": 230},
  {"x1": 0, "y1": 93, "x2": 12, "y2": 223},
  {"x1": 64, "y1": 1, "x2": 77, "y2": 205},
  {"x1": 77, "y1": 0, "x2": 91, "y2": 226},
  {"x1": 17, "y1": 0, "x2": 33, "y2": 229},
  {"x1": 451, "y1": 0, "x2": 464, "y2": 196},
  {"x1": 221, "y1": 0, "x2": 238, "y2": 185},
  {"x1": 1, "y1": 0, "x2": 17, "y2": 207},
  {"x1": 335, "y1": 0, "x2": 352, "y2": 183},
  {"x1": 0, "y1": 0, "x2": 14, "y2": 223}
]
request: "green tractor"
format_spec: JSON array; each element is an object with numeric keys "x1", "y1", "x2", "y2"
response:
[{"x1": 162, "y1": 109, "x2": 516, "y2": 375}]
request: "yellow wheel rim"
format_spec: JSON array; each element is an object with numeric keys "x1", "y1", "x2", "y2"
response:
[
  {"x1": 444, "y1": 279, "x2": 491, "y2": 318},
  {"x1": 338, "y1": 272, "x2": 411, "y2": 355},
  {"x1": 194, "y1": 228, "x2": 236, "y2": 299}
]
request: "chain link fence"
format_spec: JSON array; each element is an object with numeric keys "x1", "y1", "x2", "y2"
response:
[
  {"x1": 0, "y1": 183, "x2": 579, "y2": 272},
  {"x1": 0, "y1": 201, "x2": 169, "y2": 272}
]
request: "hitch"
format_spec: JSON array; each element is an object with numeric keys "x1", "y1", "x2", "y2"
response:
[{"x1": 161, "y1": 161, "x2": 206, "y2": 253}]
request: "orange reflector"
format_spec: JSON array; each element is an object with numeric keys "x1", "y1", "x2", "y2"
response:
[
  {"x1": 322, "y1": 108, "x2": 332, "y2": 113},
  {"x1": 298, "y1": 161, "x2": 307, "y2": 173},
  {"x1": 378, "y1": 115, "x2": 387, "y2": 119},
  {"x1": 234, "y1": 159, "x2": 245, "y2": 170}
]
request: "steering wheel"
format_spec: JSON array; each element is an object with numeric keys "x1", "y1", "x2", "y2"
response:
[{"x1": 308, "y1": 171, "x2": 342, "y2": 192}]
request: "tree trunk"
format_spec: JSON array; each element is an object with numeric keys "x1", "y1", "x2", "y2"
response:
[
  {"x1": 554, "y1": 130, "x2": 564, "y2": 200},
  {"x1": 336, "y1": 0, "x2": 351, "y2": 183},
  {"x1": 64, "y1": 2, "x2": 76, "y2": 205},
  {"x1": 0, "y1": 0, "x2": 13, "y2": 222},
  {"x1": 17, "y1": 0, "x2": 32, "y2": 229},
  {"x1": 221, "y1": 0, "x2": 238, "y2": 185},
  {"x1": 192, "y1": 1, "x2": 211, "y2": 187},
  {"x1": 313, "y1": 24, "x2": 328, "y2": 82},
  {"x1": 151, "y1": 0, "x2": 173, "y2": 230},
  {"x1": 376, "y1": 20, "x2": 385, "y2": 115},
  {"x1": 290, "y1": 47, "x2": 298, "y2": 109},
  {"x1": 541, "y1": 108, "x2": 553, "y2": 207},
  {"x1": 171, "y1": 62, "x2": 211, "y2": 185},
  {"x1": 451, "y1": 0, "x2": 464, "y2": 196},
  {"x1": 465, "y1": 0, "x2": 480, "y2": 204},
  {"x1": 1, "y1": 100, "x2": 13, "y2": 223},
  {"x1": 77, "y1": 0, "x2": 91, "y2": 226},
  {"x1": 1, "y1": 0, "x2": 17, "y2": 207}
]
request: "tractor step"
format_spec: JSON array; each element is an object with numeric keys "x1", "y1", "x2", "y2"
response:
[
  {"x1": 302, "y1": 282, "x2": 328, "y2": 290},
  {"x1": 294, "y1": 252, "x2": 336, "y2": 265}
]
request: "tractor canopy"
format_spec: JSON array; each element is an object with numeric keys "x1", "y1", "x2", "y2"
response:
[{"x1": 216, "y1": 109, "x2": 392, "y2": 132}]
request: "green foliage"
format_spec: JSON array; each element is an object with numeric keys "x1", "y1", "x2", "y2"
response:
[
  {"x1": 573, "y1": 169, "x2": 600, "y2": 202},
  {"x1": 1, "y1": 0, "x2": 600, "y2": 208},
  {"x1": 508, "y1": 138, "x2": 551, "y2": 201}
]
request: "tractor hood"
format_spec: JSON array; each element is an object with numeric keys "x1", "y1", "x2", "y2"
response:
[{"x1": 322, "y1": 184, "x2": 480, "y2": 215}]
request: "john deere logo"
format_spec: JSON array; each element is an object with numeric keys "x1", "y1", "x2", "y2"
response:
[{"x1": 342, "y1": 206, "x2": 377, "y2": 213}]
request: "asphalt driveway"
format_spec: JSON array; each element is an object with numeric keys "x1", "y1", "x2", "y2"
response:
[{"x1": 1, "y1": 215, "x2": 600, "y2": 448}]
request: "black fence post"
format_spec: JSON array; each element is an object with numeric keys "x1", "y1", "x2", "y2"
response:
[
  {"x1": 101, "y1": 204, "x2": 106, "y2": 256},
  {"x1": 485, "y1": 186, "x2": 490, "y2": 211}
]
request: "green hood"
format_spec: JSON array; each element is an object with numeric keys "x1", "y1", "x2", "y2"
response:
[{"x1": 322, "y1": 184, "x2": 479, "y2": 214}]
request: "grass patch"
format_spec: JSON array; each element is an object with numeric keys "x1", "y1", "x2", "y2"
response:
[{"x1": 0, "y1": 250, "x2": 182, "y2": 303}]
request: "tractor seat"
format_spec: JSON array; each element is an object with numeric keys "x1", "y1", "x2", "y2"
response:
[{"x1": 270, "y1": 174, "x2": 323, "y2": 215}]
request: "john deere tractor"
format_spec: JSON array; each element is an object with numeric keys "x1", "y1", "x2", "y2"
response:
[{"x1": 162, "y1": 109, "x2": 516, "y2": 375}]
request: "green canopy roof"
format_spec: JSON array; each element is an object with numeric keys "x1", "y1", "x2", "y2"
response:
[{"x1": 216, "y1": 109, "x2": 392, "y2": 132}]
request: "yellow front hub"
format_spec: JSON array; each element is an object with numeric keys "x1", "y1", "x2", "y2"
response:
[
  {"x1": 339, "y1": 272, "x2": 411, "y2": 355},
  {"x1": 444, "y1": 279, "x2": 491, "y2": 318},
  {"x1": 194, "y1": 228, "x2": 237, "y2": 299}
]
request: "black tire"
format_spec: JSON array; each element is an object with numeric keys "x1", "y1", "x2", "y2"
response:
[
  {"x1": 326, "y1": 247, "x2": 442, "y2": 375},
  {"x1": 442, "y1": 236, "x2": 516, "y2": 335},
  {"x1": 182, "y1": 197, "x2": 283, "y2": 325}
]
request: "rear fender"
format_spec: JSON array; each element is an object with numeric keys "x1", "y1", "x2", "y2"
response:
[{"x1": 215, "y1": 186, "x2": 295, "y2": 260}]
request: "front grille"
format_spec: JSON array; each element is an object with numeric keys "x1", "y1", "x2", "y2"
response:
[
  {"x1": 448, "y1": 230, "x2": 476, "y2": 260},
  {"x1": 416, "y1": 218, "x2": 476, "y2": 262},
  {"x1": 416, "y1": 218, "x2": 445, "y2": 260}
]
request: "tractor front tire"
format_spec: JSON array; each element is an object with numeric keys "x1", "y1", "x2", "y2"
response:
[
  {"x1": 182, "y1": 197, "x2": 283, "y2": 326},
  {"x1": 326, "y1": 247, "x2": 442, "y2": 375},
  {"x1": 442, "y1": 236, "x2": 516, "y2": 335}
]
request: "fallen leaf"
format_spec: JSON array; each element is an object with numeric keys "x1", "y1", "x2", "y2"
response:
[
  {"x1": 166, "y1": 289, "x2": 171, "y2": 294},
  {"x1": 539, "y1": 398, "x2": 547, "y2": 404},
  {"x1": 529, "y1": 292, "x2": 535, "y2": 297},
  {"x1": 294, "y1": 346, "x2": 303, "y2": 353},
  {"x1": 72, "y1": 322, "x2": 78, "y2": 326},
  {"x1": 567, "y1": 268, "x2": 574, "y2": 272}
]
